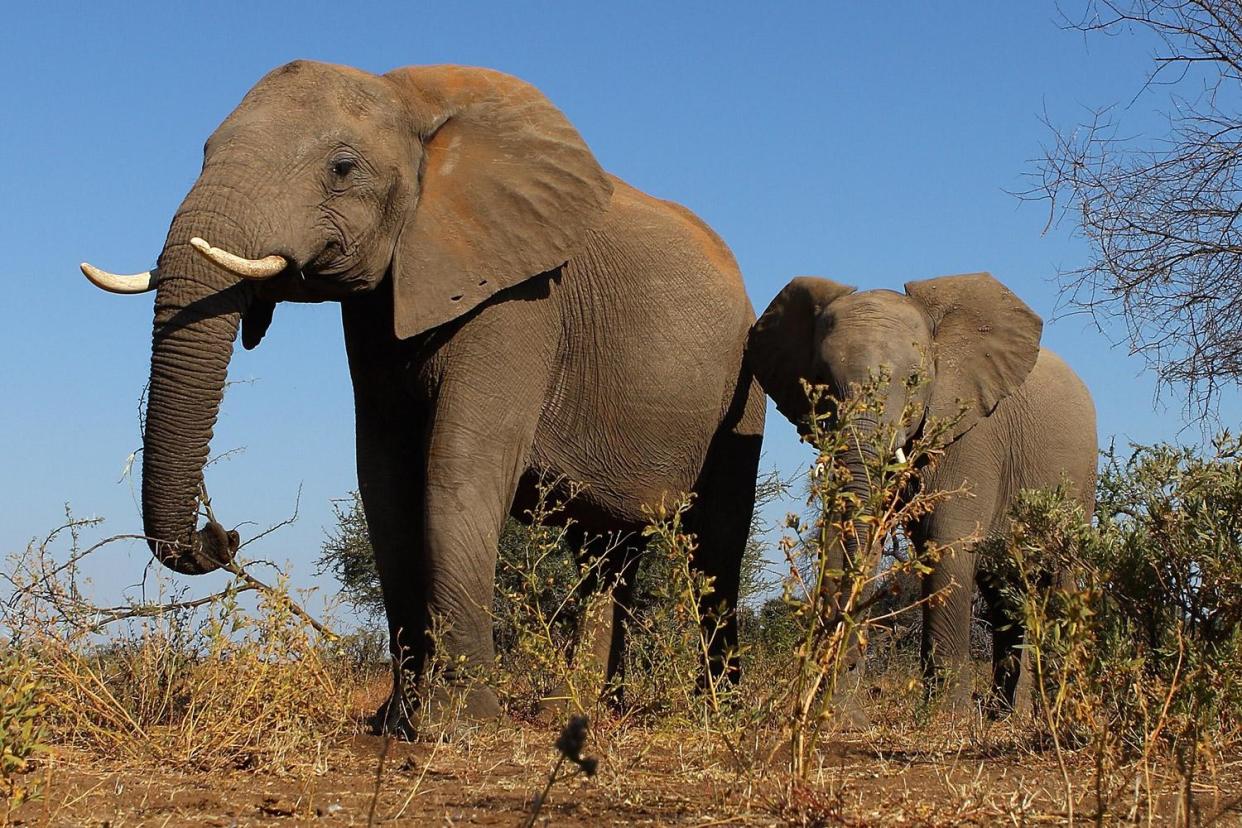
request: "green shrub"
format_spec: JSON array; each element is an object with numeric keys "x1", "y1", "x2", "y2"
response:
[
  {"x1": 0, "y1": 650, "x2": 45, "y2": 810},
  {"x1": 979, "y1": 434, "x2": 1242, "y2": 820},
  {"x1": 490, "y1": 482, "x2": 594, "y2": 717},
  {"x1": 619, "y1": 495, "x2": 727, "y2": 722},
  {"x1": 317, "y1": 492, "x2": 386, "y2": 621}
]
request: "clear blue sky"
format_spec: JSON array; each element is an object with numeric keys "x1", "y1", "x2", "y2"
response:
[{"x1": 3, "y1": 3, "x2": 1237, "y2": 612}]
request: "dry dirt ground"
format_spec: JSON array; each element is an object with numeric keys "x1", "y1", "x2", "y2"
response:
[{"x1": 14, "y1": 717, "x2": 1242, "y2": 826}]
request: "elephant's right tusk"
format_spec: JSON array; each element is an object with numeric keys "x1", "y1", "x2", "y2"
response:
[
  {"x1": 190, "y1": 237, "x2": 287, "y2": 280},
  {"x1": 80, "y1": 262, "x2": 158, "y2": 294},
  {"x1": 895, "y1": 447, "x2": 907, "y2": 464}
]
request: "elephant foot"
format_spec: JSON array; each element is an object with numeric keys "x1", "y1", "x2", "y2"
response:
[
  {"x1": 534, "y1": 689, "x2": 573, "y2": 726},
  {"x1": 983, "y1": 696, "x2": 1016, "y2": 721},
  {"x1": 535, "y1": 685, "x2": 621, "y2": 727},
  {"x1": 368, "y1": 694, "x2": 418, "y2": 740},
  {"x1": 818, "y1": 651, "x2": 871, "y2": 730},
  {"x1": 421, "y1": 684, "x2": 502, "y2": 728},
  {"x1": 369, "y1": 684, "x2": 501, "y2": 739},
  {"x1": 532, "y1": 672, "x2": 576, "y2": 723},
  {"x1": 923, "y1": 672, "x2": 982, "y2": 723},
  {"x1": 983, "y1": 687, "x2": 1033, "y2": 720},
  {"x1": 829, "y1": 691, "x2": 873, "y2": 731}
]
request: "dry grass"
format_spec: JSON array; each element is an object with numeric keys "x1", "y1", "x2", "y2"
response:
[
  {"x1": 11, "y1": 662, "x2": 1240, "y2": 826},
  {"x1": 30, "y1": 591, "x2": 353, "y2": 774},
  {"x1": 1, "y1": 515, "x2": 366, "y2": 784},
  {"x1": 0, "y1": 539, "x2": 1235, "y2": 826},
  {"x1": 3, "y1": 398, "x2": 1240, "y2": 824}
]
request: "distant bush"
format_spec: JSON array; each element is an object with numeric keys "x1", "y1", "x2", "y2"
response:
[
  {"x1": 317, "y1": 470, "x2": 789, "y2": 715},
  {"x1": 489, "y1": 482, "x2": 594, "y2": 717},
  {"x1": 318, "y1": 492, "x2": 385, "y2": 621}
]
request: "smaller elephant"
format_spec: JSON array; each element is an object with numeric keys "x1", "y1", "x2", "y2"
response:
[{"x1": 747, "y1": 272, "x2": 1097, "y2": 712}]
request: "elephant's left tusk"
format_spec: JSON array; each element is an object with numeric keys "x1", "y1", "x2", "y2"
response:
[
  {"x1": 189, "y1": 237, "x2": 288, "y2": 280},
  {"x1": 80, "y1": 262, "x2": 158, "y2": 294},
  {"x1": 895, "y1": 447, "x2": 907, "y2": 464}
]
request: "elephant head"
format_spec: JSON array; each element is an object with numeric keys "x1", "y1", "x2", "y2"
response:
[
  {"x1": 746, "y1": 272, "x2": 1042, "y2": 579},
  {"x1": 748, "y1": 272, "x2": 1042, "y2": 446},
  {"x1": 82, "y1": 61, "x2": 612, "y2": 575}
]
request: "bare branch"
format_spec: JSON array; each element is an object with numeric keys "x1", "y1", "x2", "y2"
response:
[
  {"x1": 1028, "y1": 1, "x2": 1242, "y2": 419},
  {"x1": 3, "y1": 494, "x2": 335, "y2": 641}
]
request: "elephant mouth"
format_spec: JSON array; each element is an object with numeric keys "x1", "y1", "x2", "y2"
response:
[{"x1": 195, "y1": 236, "x2": 364, "y2": 304}]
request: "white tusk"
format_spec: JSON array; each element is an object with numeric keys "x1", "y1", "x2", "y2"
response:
[
  {"x1": 80, "y1": 262, "x2": 157, "y2": 294},
  {"x1": 189, "y1": 237, "x2": 287, "y2": 279},
  {"x1": 895, "y1": 447, "x2": 908, "y2": 464}
]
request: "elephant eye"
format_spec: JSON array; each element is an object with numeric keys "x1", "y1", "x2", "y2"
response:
[{"x1": 331, "y1": 157, "x2": 357, "y2": 178}]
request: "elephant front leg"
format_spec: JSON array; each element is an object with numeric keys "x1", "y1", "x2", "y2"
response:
[
  {"x1": 420, "y1": 416, "x2": 540, "y2": 725},
  {"x1": 919, "y1": 542, "x2": 979, "y2": 714},
  {"x1": 354, "y1": 408, "x2": 427, "y2": 739},
  {"x1": 978, "y1": 568, "x2": 1030, "y2": 718},
  {"x1": 914, "y1": 475, "x2": 1000, "y2": 718}
]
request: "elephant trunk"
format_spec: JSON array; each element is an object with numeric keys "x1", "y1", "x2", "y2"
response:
[
  {"x1": 826, "y1": 414, "x2": 882, "y2": 620},
  {"x1": 141, "y1": 198, "x2": 263, "y2": 574}
]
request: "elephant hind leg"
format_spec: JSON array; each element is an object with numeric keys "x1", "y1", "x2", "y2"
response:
[
  {"x1": 537, "y1": 527, "x2": 642, "y2": 719},
  {"x1": 576, "y1": 531, "x2": 643, "y2": 699},
  {"x1": 685, "y1": 423, "x2": 763, "y2": 689},
  {"x1": 978, "y1": 571, "x2": 1029, "y2": 718}
]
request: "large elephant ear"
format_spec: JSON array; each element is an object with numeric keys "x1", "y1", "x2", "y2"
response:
[
  {"x1": 904, "y1": 272, "x2": 1042, "y2": 440},
  {"x1": 747, "y1": 276, "x2": 856, "y2": 426},
  {"x1": 385, "y1": 66, "x2": 613, "y2": 339}
]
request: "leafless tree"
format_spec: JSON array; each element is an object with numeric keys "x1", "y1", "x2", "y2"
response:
[{"x1": 1029, "y1": 1, "x2": 1242, "y2": 417}]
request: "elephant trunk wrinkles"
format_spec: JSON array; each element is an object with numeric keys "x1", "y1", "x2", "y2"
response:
[{"x1": 142, "y1": 202, "x2": 259, "y2": 575}]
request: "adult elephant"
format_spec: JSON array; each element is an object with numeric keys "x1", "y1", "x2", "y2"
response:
[
  {"x1": 746, "y1": 273, "x2": 1095, "y2": 712},
  {"x1": 82, "y1": 60, "x2": 764, "y2": 733}
]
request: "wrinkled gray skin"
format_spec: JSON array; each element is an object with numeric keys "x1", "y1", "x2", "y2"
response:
[
  {"x1": 747, "y1": 273, "x2": 1096, "y2": 712},
  {"x1": 113, "y1": 61, "x2": 764, "y2": 733}
]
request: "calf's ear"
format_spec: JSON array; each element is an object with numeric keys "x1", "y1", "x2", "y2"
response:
[
  {"x1": 747, "y1": 276, "x2": 855, "y2": 426},
  {"x1": 904, "y1": 272, "x2": 1042, "y2": 440}
]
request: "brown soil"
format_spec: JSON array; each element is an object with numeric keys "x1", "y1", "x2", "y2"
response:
[{"x1": 14, "y1": 720, "x2": 1242, "y2": 826}]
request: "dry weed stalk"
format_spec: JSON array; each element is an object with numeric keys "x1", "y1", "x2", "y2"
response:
[
  {"x1": 772, "y1": 375, "x2": 961, "y2": 778},
  {"x1": 491, "y1": 478, "x2": 629, "y2": 720},
  {"x1": 522, "y1": 714, "x2": 598, "y2": 828}
]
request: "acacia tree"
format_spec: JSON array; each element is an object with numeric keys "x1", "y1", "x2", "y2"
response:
[{"x1": 1032, "y1": 1, "x2": 1242, "y2": 414}]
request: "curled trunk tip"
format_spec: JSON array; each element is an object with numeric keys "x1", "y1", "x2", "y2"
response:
[{"x1": 151, "y1": 522, "x2": 239, "y2": 575}]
